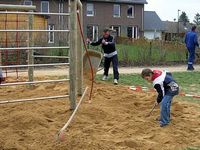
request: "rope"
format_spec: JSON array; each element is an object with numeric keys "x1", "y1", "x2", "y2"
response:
[
  {"x1": 76, "y1": 11, "x2": 94, "y2": 101},
  {"x1": 57, "y1": 87, "x2": 88, "y2": 141}
]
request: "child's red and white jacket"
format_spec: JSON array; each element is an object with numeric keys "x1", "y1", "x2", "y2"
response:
[{"x1": 151, "y1": 70, "x2": 179, "y2": 104}]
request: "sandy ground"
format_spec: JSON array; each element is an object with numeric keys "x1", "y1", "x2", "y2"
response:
[{"x1": 0, "y1": 76, "x2": 200, "y2": 150}]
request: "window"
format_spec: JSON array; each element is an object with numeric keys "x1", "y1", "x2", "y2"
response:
[
  {"x1": 127, "y1": 26, "x2": 138, "y2": 39},
  {"x1": 48, "y1": 24, "x2": 54, "y2": 43},
  {"x1": 127, "y1": 5, "x2": 134, "y2": 18},
  {"x1": 87, "y1": 3, "x2": 94, "y2": 16},
  {"x1": 41, "y1": 1, "x2": 49, "y2": 13},
  {"x1": 113, "y1": 4, "x2": 120, "y2": 17},
  {"x1": 110, "y1": 26, "x2": 120, "y2": 37},
  {"x1": 24, "y1": 0, "x2": 32, "y2": 5},
  {"x1": 87, "y1": 25, "x2": 98, "y2": 41}
]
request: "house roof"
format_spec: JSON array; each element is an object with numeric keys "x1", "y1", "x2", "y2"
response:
[
  {"x1": 163, "y1": 21, "x2": 191, "y2": 33},
  {"x1": 85, "y1": 0, "x2": 147, "y2": 4},
  {"x1": 144, "y1": 11, "x2": 165, "y2": 31}
]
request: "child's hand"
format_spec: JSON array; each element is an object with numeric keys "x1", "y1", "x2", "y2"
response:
[
  {"x1": 155, "y1": 101, "x2": 159, "y2": 106},
  {"x1": 86, "y1": 38, "x2": 91, "y2": 44}
]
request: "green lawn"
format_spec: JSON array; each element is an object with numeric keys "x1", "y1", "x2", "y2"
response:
[
  {"x1": 96, "y1": 71, "x2": 200, "y2": 103},
  {"x1": 185, "y1": 147, "x2": 200, "y2": 150},
  {"x1": 88, "y1": 41, "x2": 187, "y2": 65}
]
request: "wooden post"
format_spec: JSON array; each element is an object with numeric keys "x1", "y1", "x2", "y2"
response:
[
  {"x1": 0, "y1": 50, "x2": 2, "y2": 77},
  {"x1": 77, "y1": 3, "x2": 83, "y2": 96},
  {"x1": 69, "y1": 0, "x2": 78, "y2": 110},
  {"x1": 28, "y1": 10, "x2": 34, "y2": 87}
]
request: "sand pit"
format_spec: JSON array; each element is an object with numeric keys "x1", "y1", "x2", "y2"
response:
[{"x1": 0, "y1": 77, "x2": 200, "y2": 150}]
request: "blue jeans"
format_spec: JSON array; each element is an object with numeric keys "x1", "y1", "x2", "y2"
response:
[
  {"x1": 160, "y1": 95, "x2": 173, "y2": 126},
  {"x1": 187, "y1": 47, "x2": 195, "y2": 68}
]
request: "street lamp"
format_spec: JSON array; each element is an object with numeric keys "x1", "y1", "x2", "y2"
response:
[{"x1": 177, "y1": 9, "x2": 181, "y2": 39}]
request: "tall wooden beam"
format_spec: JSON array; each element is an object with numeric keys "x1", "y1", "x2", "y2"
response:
[
  {"x1": 28, "y1": 10, "x2": 34, "y2": 87},
  {"x1": 69, "y1": 0, "x2": 78, "y2": 110},
  {"x1": 77, "y1": 2, "x2": 83, "y2": 96}
]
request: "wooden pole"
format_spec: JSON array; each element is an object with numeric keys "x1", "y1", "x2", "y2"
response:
[
  {"x1": 69, "y1": 0, "x2": 77, "y2": 110},
  {"x1": 77, "y1": 3, "x2": 83, "y2": 96},
  {"x1": 0, "y1": 51, "x2": 2, "y2": 77},
  {"x1": 28, "y1": 10, "x2": 34, "y2": 87}
]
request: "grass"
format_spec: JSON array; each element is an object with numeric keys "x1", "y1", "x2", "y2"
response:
[
  {"x1": 89, "y1": 40, "x2": 187, "y2": 65},
  {"x1": 96, "y1": 71, "x2": 200, "y2": 103},
  {"x1": 185, "y1": 147, "x2": 200, "y2": 150}
]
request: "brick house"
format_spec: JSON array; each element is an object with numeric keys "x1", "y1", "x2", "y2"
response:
[
  {"x1": 82, "y1": 0, "x2": 147, "y2": 41},
  {"x1": 0, "y1": 0, "x2": 147, "y2": 43}
]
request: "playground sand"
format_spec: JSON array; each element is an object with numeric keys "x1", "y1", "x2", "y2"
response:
[{"x1": 0, "y1": 78, "x2": 200, "y2": 150}]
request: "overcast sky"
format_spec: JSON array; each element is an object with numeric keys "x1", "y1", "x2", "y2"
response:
[{"x1": 145, "y1": 0, "x2": 200, "y2": 22}]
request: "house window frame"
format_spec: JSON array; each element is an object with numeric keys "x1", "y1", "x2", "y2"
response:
[
  {"x1": 127, "y1": 26, "x2": 138, "y2": 39},
  {"x1": 87, "y1": 25, "x2": 99, "y2": 41},
  {"x1": 41, "y1": 1, "x2": 49, "y2": 13},
  {"x1": 113, "y1": 4, "x2": 121, "y2": 18},
  {"x1": 110, "y1": 26, "x2": 121, "y2": 37},
  {"x1": 127, "y1": 5, "x2": 135, "y2": 18},
  {"x1": 86, "y1": 3, "x2": 94, "y2": 17},
  {"x1": 48, "y1": 24, "x2": 55, "y2": 43},
  {"x1": 24, "y1": 0, "x2": 32, "y2": 5}
]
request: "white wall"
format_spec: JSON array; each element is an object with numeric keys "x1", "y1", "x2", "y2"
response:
[{"x1": 144, "y1": 31, "x2": 162, "y2": 40}]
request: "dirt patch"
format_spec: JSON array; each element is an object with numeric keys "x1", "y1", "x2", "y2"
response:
[{"x1": 0, "y1": 77, "x2": 200, "y2": 150}]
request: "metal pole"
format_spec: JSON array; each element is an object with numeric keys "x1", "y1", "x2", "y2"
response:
[
  {"x1": 0, "y1": 79, "x2": 69, "y2": 86},
  {"x1": 0, "y1": 4, "x2": 36, "y2": 11},
  {"x1": 177, "y1": 9, "x2": 180, "y2": 41},
  {"x1": 0, "y1": 95, "x2": 69, "y2": 105},
  {"x1": 77, "y1": 4, "x2": 83, "y2": 96},
  {"x1": 0, "y1": 11, "x2": 70, "y2": 16},
  {"x1": 69, "y1": 0, "x2": 78, "y2": 110},
  {"x1": 0, "y1": 29, "x2": 70, "y2": 32},
  {"x1": 0, "y1": 46, "x2": 70, "y2": 50},
  {"x1": 28, "y1": 10, "x2": 34, "y2": 87},
  {"x1": 0, "y1": 63, "x2": 69, "y2": 68}
]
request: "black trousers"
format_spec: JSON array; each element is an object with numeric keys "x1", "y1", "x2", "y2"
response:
[{"x1": 104, "y1": 55, "x2": 119, "y2": 80}]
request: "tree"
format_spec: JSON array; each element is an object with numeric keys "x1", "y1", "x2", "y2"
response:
[
  {"x1": 193, "y1": 13, "x2": 200, "y2": 26},
  {"x1": 179, "y1": 11, "x2": 189, "y2": 26}
]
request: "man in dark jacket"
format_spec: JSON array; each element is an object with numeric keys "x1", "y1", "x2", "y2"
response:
[
  {"x1": 185, "y1": 26, "x2": 199, "y2": 71},
  {"x1": 90, "y1": 29, "x2": 119, "y2": 85}
]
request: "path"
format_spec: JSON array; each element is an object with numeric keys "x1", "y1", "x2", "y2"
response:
[{"x1": 4, "y1": 65, "x2": 200, "y2": 77}]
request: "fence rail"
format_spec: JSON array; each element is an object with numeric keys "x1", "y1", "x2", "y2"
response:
[
  {"x1": 0, "y1": 46, "x2": 70, "y2": 51},
  {"x1": 33, "y1": 55, "x2": 69, "y2": 59},
  {"x1": 0, "y1": 63, "x2": 69, "y2": 68},
  {"x1": 0, "y1": 95, "x2": 69, "y2": 104},
  {"x1": 0, "y1": 30, "x2": 70, "y2": 32},
  {"x1": 0, "y1": 1, "x2": 83, "y2": 110},
  {"x1": 0, "y1": 11, "x2": 70, "y2": 16},
  {"x1": 0, "y1": 79, "x2": 69, "y2": 86}
]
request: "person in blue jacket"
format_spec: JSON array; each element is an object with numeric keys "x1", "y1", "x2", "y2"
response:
[
  {"x1": 141, "y1": 69, "x2": 179, "y2": 127},
  {"x1": 185, "y1": 26, "x2": 199, "y2": 71},
  {"x1": 89, "y1": 29, "x2": 119, "y2": 85}
]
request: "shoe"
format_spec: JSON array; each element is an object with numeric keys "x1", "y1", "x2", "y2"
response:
[
  {"x1": 102, "y1": 75, "x2": 108, "y2": 81},
  {"x1": 113, "y1": 79, "x2": 118, "y2": 85},
  {"x1": 160, "y1": 124, "x2": 168, "y2": 127},
  {"x1": 187, "y1": 66, "x2": 194, "y2": 71}
]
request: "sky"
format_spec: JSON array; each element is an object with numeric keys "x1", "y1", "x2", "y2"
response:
[{"x1": 145, "y1": 0, "x2": 200, "y2": 22}]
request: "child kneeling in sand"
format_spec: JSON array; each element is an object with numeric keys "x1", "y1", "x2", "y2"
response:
[{"x1": 141, "y1": 69, "x2": 179, "y2": 127}]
